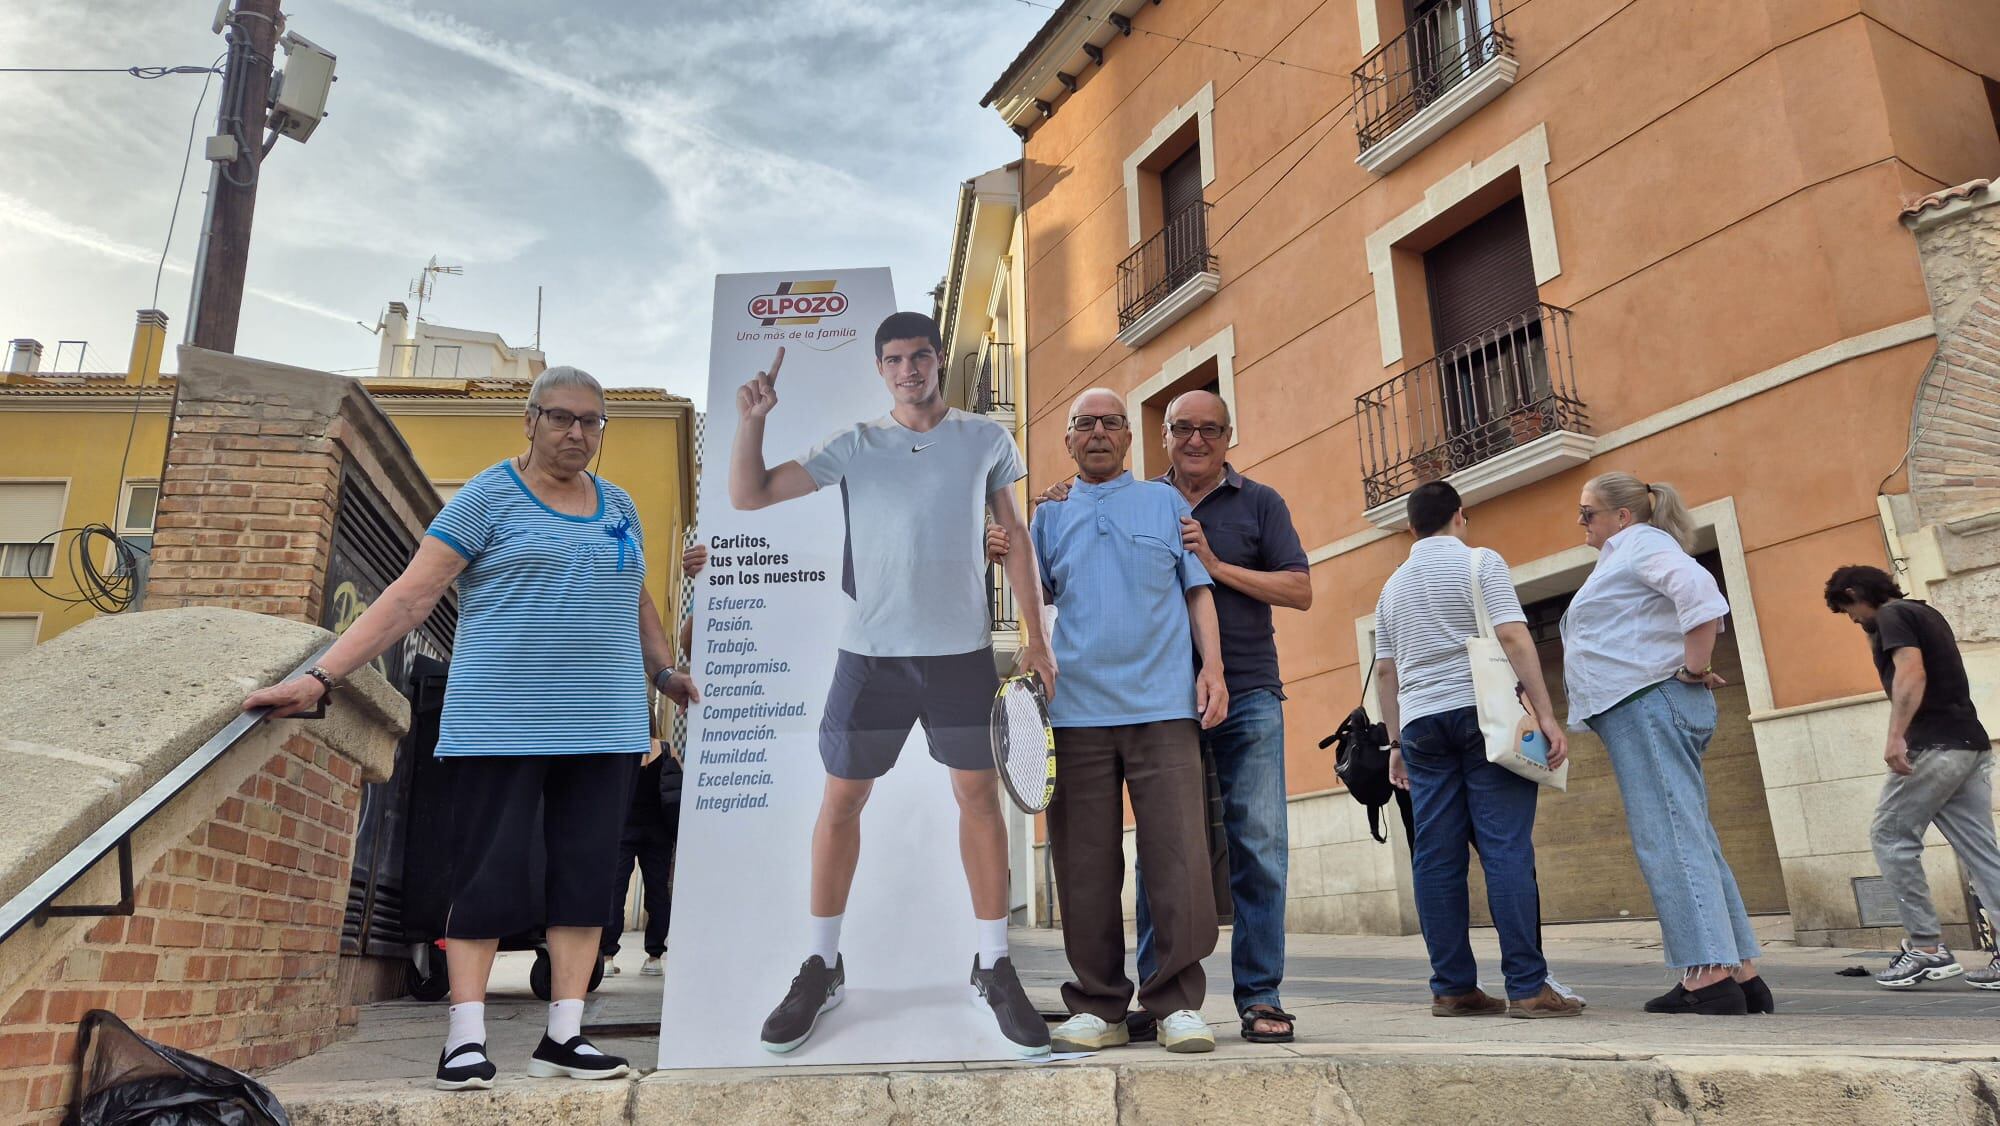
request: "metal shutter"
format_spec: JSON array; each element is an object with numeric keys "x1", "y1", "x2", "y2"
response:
[
  {"x1": 1424, "y1": 197, "x2": 1537, "y2": 351},
  {"x1": 0, "y1": 482, "x2": 65, "y2": 544},
  {"x1": 1160, "y1": 145, "x2": 1203, "y2": 223},
  {"x1": 0, "y1": 618, "x2": 36, "y2": 662}
]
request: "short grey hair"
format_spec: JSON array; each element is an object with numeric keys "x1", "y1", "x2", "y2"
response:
[{"x1": 527, "y1": 365, "x2": 605, "y2": 410}]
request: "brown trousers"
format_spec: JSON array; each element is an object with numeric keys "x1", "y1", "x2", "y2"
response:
[{"x1": 1048, "y1": 719, "x2": 1217, "y2": 1020}]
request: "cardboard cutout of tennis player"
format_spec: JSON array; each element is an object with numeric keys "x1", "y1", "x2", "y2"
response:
[{"x1": 728, "y1": 310, "x2": 1057, "y2": 1058}]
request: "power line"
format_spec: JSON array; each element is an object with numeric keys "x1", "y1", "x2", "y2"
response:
[
  {"x1": 153, "y1": 55, "x2": 226, "y2": 309},
  {"x1": 0, "y1": 65, "x2": 222, "y2": 78},
  {"x1": 1006, "y1": 0, "x2": 1351, "y2": 81}
]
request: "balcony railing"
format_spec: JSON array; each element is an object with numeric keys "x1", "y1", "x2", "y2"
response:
[
  {"x1": 1353, "y1": 0, "x2": 1511, "y2": 153},
  {"x1": 1355, "y1": 303, "x2": 1586, "y2": 509},
  {"x1": 1118, "y1": 201, "x2": 1217, "y2": 331},
  {"x1": 988, "y1": 563, "x2": 1018, "y2": 632},
  {"x1": 976, "y1": 343, "x2": 1017, "y2": 414}
]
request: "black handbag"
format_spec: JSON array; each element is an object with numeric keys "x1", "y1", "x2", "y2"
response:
[{"x1": 1320, "y1": 661, "x2": 1395, "y2": 843}]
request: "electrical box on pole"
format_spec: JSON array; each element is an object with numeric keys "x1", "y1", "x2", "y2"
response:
[{"x1": 269, "y1": 32, "x2": 336, "y2": 142}]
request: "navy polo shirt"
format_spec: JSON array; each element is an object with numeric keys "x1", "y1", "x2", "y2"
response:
[{"x1": 1154, "y1": 465, "x2": 1309, "y2": 698}]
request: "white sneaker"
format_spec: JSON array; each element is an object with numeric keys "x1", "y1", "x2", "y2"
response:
[
  {"x1": 641, "y1": 956, "x2": 664, "y2": 977},
  {"x1": 1546, "y1": 975, "x2": 1586, "y2": 1007},
  {"x1": 601, "y1": 956, "x2": 620, "y2": 976},
  {"x1": 1158, "y1": 1009, "x2": 1215, "y2": 1054},
  {"x1": 1049, "y1": 1012, "x2": 1129, "y2": 1052}
]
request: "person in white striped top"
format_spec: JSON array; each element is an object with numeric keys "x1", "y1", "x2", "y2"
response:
[{"x1": 1372, "y1": 481, "x2": 1579, "y2": 1020}]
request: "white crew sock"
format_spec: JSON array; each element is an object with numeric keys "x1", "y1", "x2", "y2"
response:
[
  {"x1": 547, "y1": 998, "x2": 602, "y2": 1054},
  {"x1": 976, "y1": 916, "x2": 1009, "y2": 969},
  {"x1": 809, "y1": 913, "x2": 843, "y2": 965},
  {"x1": 445, "y1": 1002, "x2": 487, "y2": 1066}
]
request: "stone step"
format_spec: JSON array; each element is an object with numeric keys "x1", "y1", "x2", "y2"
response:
[{"x1": 276, "y1": 1051, "x2": 2000, "y2": 1125}]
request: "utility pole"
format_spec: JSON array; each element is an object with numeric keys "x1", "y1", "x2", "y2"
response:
[{"x1": 187, "y1": 0, "x2": 282, "y2": 353}]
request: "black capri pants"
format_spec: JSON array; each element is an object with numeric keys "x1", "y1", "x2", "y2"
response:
[{"x1": 445, "y1": 752, "x2": 641, "y2": 940}]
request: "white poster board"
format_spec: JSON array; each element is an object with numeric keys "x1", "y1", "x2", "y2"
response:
[{"x1": 657, "y1": 269, "x2": 1022, "y2": 1068}]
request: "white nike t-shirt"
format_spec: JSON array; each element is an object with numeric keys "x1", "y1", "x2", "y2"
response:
[{"x1": 800, "y1": 409, "x2": 1025, "y2": 657}]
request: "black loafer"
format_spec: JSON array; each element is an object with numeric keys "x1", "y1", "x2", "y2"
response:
[
  {"x1": 1739, "y1": 975, "x2": 1775, "y2": 1014},
  {"x1": 435, "y1": 1042, "x2": 496, "y2": 1091},
  {"x1": 526, "y1": 1034, "x2": 630, "y2": 1080},
  {"x1": 1644, "y1": 978, "x2": 1748, "y2": 1015}
]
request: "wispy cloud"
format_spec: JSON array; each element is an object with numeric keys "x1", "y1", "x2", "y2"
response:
[{"x1": 0, "y1": 191, "x2": 361, "y2": 326}]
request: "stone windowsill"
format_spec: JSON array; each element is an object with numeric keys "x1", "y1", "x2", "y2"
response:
[
  {"x1": 1116, "y1": 270, "x2": 1221, "y2": 349},
  {"x1": 1364, "y1": 428, "x2": 1595, "y2": 530},
  {"x1": 1356, "y1": 54, "x2": 1520, "y2": 177}
]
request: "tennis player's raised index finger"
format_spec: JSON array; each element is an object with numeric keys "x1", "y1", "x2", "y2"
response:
[{"x1": 765, "y1": 346, "x2": 785, "y2": 387}]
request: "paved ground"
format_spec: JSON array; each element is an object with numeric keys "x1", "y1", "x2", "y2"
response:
[{"x1": 267, "y1": 917, "x2": 2000, "y2": 1097}]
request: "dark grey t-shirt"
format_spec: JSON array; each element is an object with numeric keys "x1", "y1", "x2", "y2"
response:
[{"x1": 1869, "y1": 599, "x2": 1990, "y2": 751}]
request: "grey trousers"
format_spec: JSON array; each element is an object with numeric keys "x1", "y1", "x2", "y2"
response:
[{"x1": 1871, "y1": 748, "x2": 2000, "y2": 943}]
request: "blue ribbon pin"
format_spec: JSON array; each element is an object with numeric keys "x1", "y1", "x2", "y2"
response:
[{"x1": 606, "y1": 515, "x2": 634, "y2": 572}]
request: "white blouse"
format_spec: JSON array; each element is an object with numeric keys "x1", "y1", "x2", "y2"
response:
[{"x1": 1560, "y1": 523, "x2": 1730, "y2": 727}]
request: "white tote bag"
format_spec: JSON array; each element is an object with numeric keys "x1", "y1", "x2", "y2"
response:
[{"x1": 1465, "y1": 548, "x2": 1569, "y2": 791}]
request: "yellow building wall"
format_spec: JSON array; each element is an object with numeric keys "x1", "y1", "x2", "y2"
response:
[
  {"x1": 0, "y1": 408, "x2": 171, "y2": 642},
  {"x1": 0, "y1": 401, "x2": 692, "y2": 646}
]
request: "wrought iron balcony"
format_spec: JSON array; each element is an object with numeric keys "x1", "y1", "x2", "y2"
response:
[
  {"x1": 988, "y1": 563, "x2": 1018, "y2": 633},
  {"x1": 976, "y1": 343, "x2": 1017, "y2": 414},
  {"x1": 1353, "y1": 0, "x2": 1513, "y2": 157},
  {"x1": 1117, "y1": 201, "x2": 1218, "y2": 338},
  {"x1": 1355, "y1": 303, "x2": 1586, "y2": 510}
]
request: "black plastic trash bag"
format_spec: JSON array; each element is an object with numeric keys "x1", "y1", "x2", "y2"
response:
[{"x1": 67, "y1": 1009, "x2": 289, "y2": 1126}]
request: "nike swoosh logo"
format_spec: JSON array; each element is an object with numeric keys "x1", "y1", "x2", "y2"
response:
[{"x1": 912, "y1": 443, "x2": 935, "y2": 452}]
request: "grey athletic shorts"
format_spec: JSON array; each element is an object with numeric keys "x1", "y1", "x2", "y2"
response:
[{"x1": 819, "y1": 648, "x2": 1000, "y2": 780}]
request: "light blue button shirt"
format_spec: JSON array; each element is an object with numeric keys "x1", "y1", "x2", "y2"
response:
[{"x1": 1030, "y1": 472, "x2": 1211, "y2": 728}]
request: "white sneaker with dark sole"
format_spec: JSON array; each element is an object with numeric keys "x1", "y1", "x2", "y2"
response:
[
  {"x1": 1158, "y1": 1010, "x2": 1215, "y2": 1053},
  {"x1": 1050, "y1": 1012, "x2": 1129, "y2": 1053}
]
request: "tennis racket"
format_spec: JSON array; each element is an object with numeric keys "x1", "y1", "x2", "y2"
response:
[{"x1": 991, "y1": 672, "x2": 1055, "y2": 813}]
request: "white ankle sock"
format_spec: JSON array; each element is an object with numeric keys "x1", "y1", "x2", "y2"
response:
[
  {"x1": 547, "y1": 998, "x2": 601, "y2": 1054},
  {"x1": 445, "y1": 1002, "x2": 487, "y2": 1065},
  {"x1": 809, "y1": 914, "x2": 843, "y2": 965},
  {"x1": 976, "y1": 916, "x2": 1009, "y2": 969}
]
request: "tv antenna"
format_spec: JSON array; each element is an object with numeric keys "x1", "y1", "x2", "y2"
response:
[{"x1": 409, "y1": 255, "x2": 462, "y2": 322}]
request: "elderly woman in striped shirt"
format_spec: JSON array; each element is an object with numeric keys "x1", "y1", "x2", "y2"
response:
[
  {"x1": 245, "y1": 366, "x2": 698, "y2": 1088},
  {"x1": 1561, "y1": 472, "x2": 1770, "y2": 1016}
]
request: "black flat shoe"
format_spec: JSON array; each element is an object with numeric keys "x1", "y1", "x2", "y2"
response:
[
  {"x1": 527, "y1": 1034, "x2": 630, "y2": 1080},
  {"x1": 435, "y1": 1042, "x2": 495, "y2": 1091},
  {"x1": 1738, "y1": 975, "x2": 1775, "y2": 1014},
  {"x1": 1644, "y1": 978, "x2": 1748, "y2": 1015}
]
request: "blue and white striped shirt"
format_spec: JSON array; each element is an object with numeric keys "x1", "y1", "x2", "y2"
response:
[{"x1": 425, "y1": 461, "x2": 651, "y2": 757}]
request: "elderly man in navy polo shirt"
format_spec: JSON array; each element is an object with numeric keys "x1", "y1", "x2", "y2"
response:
[{"x1": 994, "y1": 389, "x2": 1309, "y2": 1042}]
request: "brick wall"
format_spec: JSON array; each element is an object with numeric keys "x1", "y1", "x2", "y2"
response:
[
  {"x1": 0, "y1": 732, "x2": 364, "y2": 1124},
  {"x1": 148, "y1": 404, "x2": 341, "y2": 623}
]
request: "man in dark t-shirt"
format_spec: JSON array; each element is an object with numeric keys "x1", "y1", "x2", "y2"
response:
[{"x1": 1826, "y1": 565, "x2": 2000, "y2": 989}]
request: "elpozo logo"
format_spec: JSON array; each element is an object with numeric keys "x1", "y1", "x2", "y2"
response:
[{"x1": 748, "y1": 280, "x2": 849, "y2": 327}]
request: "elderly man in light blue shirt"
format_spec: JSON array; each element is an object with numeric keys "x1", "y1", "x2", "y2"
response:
[{"x1": 1030, "y1": 386, "x2": 1227, "y2": 1056}]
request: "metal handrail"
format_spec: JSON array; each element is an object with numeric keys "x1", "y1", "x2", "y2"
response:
[{"x1": 0, "y1": 644, "x2": 333, "y2": 946}]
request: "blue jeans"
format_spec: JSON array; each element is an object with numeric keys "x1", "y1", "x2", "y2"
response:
[
  {"x1": 1136, "y1": 687, "x2": 1288, "y2": 1012},
  {"x1": 1587, "y1": 680, "x2": 1760, "y2": 970},
  {"x1": 1401, "y1": 706, "x2": 1547, "y2": 1000}
]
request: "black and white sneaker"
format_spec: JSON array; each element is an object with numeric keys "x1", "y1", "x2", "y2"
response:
[
  {"x1": 1875, "y1": 940, "x2": 1962, "y2": 988},
  {"x1": 760, "y1": 954, "x2": 844, "y2": 1054},
  {"x1": 526, "y1": 1034, "x2": 630, "y2": 1080},
  {"x1": 435, "y1": 1042, "x2": 496, "y2": 1091},
  {"x1": 970, "y1": 956, "x2": 1051, "y2": 1058}
]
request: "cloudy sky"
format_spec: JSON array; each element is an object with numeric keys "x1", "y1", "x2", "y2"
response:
[{"x1": 0, "y1": 1, "x2": 1046, "y2": 404}]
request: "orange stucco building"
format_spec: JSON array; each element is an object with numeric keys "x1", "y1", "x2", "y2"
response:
[{"x1": 973, "y1": 0, "x2": 2000, "y2": 944}]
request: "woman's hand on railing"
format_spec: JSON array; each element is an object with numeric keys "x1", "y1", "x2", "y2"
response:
[{"x1": 242, "y1": 675, "x2": 326, "y2": 719}]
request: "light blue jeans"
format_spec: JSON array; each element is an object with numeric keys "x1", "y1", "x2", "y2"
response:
[{"x1": 1588, "y1": 680, "x2": 1761, "y2": 970}]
